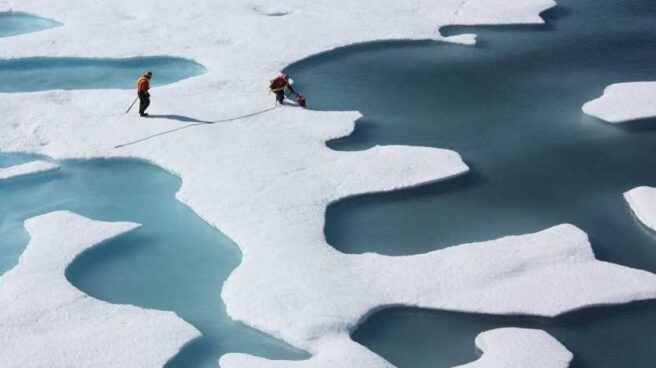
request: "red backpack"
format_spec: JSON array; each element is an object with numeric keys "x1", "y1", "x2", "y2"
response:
[{"x1": 269, "y1": 76, "x2": 288, "y2": 91}]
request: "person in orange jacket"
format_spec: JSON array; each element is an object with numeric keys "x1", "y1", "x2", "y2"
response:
[{"x1": 136, "y1": 71, "x2": 153, "y2": 117}]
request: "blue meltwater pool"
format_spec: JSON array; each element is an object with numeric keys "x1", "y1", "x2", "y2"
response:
[
  {"x1": 0, "y1": 11, "x2": 60, "y2": 38},
  {"x1": 0, "y1": 155, "x2": 307, "y2": 367}
]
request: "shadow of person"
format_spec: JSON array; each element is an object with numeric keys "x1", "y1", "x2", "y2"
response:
[
  {"x1": 147, "y1": 114, "x2": 212, "y2": 124},
  {"x1": 115, "y1": 107, "x2": 277, "y2": 149}
]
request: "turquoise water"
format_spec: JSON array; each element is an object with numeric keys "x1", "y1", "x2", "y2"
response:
[
  {"x1": 0, "y1": 57, "x2": 205, "y2": 92},
  {"x1": 0, "y1": 155, "x2": 306, "y2": 367},
  {"x1": 0, "y1": 13, "x2": 203, "y2": 92},
  {"x1": 0, "y1": 12, "x2": 60, "y2": 38},
  {"x1": 285, "y1": 0, "x2": 656, "y2": 366},
  {"x1": 0, "y1": 152, "x2": 42, "y2": 168}
]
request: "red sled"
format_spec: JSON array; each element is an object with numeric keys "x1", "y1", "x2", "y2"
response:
[{"x1": 295, "y1": 95, "x2": 307, "y2": 107}]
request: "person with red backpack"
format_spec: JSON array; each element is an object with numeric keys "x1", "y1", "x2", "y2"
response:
[
  {"x1": 136, "y1": 71, "x2": 153, "y2": 117},
  {"x1": 269, "y1": 73, "x2": 306, "y2": 107}
]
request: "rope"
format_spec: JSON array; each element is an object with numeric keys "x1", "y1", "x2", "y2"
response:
[{"x1": 114, "y1": 107, "x2": 276, "y2": 149}]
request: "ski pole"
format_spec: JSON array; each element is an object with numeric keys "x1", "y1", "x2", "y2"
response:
[{"x1": 125, "y1": 96, "x2": 139, "y2": 114}]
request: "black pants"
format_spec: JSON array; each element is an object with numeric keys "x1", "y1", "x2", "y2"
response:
[
  {"x1": 275, "y1": 90, "x2": 285, "y2": 104},
  {"x1": 275, "y1": 85, "x2": 296, "y2": 104},
  {"x1": 138, "y1": 92, "x2": 150, "y2": 115}
]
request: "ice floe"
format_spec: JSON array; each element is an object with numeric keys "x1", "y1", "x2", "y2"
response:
[
  {"x1": 0, "y1": 211, "x2": 199, "y2": 367},
  {"x1": 455, "y1": 328, "x2": 572, "y2": 368},
  {"x1": 583, "y1": 82, "x2": 656, "y2": 123},
  {"x1": 624, "y1": 186, "x2": 656, "y2": 233}
]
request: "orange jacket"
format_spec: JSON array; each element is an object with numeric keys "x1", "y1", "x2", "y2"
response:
[{"x1": 137, "y1": 76, "x2": 150, "y2": 93}]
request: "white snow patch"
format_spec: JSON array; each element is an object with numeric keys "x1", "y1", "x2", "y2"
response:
[
  {"x1": 624, "y1": 186, "x2": 656, "y2": 232},
  {"x1": 0, "y1": 160, "x2": 59, "y2": 181},
  {"x1": 442, "y1": 32, "x2": 478, "y2": 45},
  {"x1": 455, "y1": 328, "x2": 573, "y2": 368},
  {"x1": 451, "y1": 0, "x2": 555, "y2": 25},
  {"x1": 438, "y1": 0, "x2": 556, "y2": 43},
  {"x1": 583, "y1": 82, "x2": 656, "y2": 123},
  {"x1": 0, "y1": 211, "x2": 200, "y2": 367}
]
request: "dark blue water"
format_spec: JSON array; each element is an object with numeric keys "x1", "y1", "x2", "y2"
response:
[
  {"x1": 286, "y1": 0, "x2": 656, "y2": 366},
  {"x1": 0, "y1": 155, "x2": 306, "y2": 367},
  {"x1": 0, "y1": 12, "x2": 60, "y2": 38},
  {"x1": 0, "y1": 57, "x2": 205, "y2": 92},
  {"x1": 353, "y1": 303, "x2": 656, "y2": 368}
]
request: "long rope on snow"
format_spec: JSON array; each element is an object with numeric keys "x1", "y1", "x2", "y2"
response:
[{"x1": 114, "y1": 107, "x2": 276, "y2": 149}]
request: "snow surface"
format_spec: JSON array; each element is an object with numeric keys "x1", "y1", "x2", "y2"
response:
[
  {"x1": 0, "y1": 159, "x2": 58, "y2": 180},
  {"x1": 0, "y1": 211, "x2": 199, "y2": 367},
  {"x1": 1, "y1": 0, "x2": 655, "y2": 367},
  {"x1": 624, "y1": 186, "x2": 656, "y2": 232},
  {"x1": 455, "y1": 328, "x2": 573, "y2": 368},
  {"x1": 447, "y1": 0, "x2": 555, "y2": 26},
  {"x1": 583, "y1": 82, "x2": 656, "y2": 123}
]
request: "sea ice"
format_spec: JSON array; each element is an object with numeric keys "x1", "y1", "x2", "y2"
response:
[
  {"x1": 624, "y1": 186, "x2": 656, "y2": 233},
  {"x1": 0, "y1": 160, "x2": 59, "y2": 181},
  {"x1": 455, "y1": 328, "x2": 573, "y2": 368},
  {"x1": 1, "y1": 0, "x2": 654, "y2": 367},
  {"x1": 447, "y1": 0, "x2": 556, "y2": 27},
  {"x1": 583, "y1": 82, "x2": 656, "y2": 123}
]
